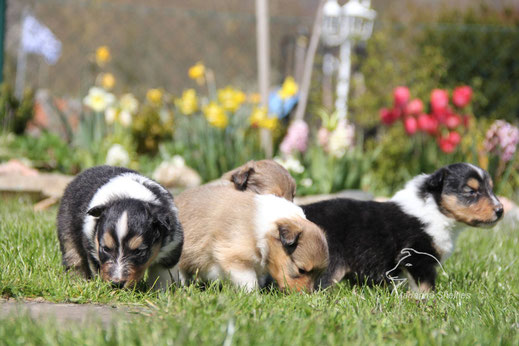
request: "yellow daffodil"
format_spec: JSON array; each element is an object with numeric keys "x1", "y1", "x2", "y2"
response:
[
  {"x1": 249, "y1": 107, "x2": 278, "y2": 131},
  {"x1": 176, "y1": 89, "x2": 199, "y2": 115},
  {"x1": 203, "y1": 102, "x2": 228, "y2": 128},
  {"x1": 83, "y1": 87, "x2": 115, "y2": 112},
  {"x1": 146, "y1": 88, "x2": 163, "y2": 105},
  {"x1": 100, "y1": 73, "x2": 115, "y2": 90},
  {"x1": 95, "y1": 46, "x2": 111, "y2": 66},
  {"x1": 188, "y1": 62, "x2": 205, "y2": 85},
  {"x1": 249, "y1": 107, "x2": 268, "y2": 127},
  {"x1": 278, "y1": 76, "x2": 299, "y2": 99},
  {"x1": 259, "y1": 116, "x2": 279, "y2": 131},
  {"x1": 218, "y1": 86, "x2": 245, "y2": 113},
  {"x1": 248, "y1": 93, "x2": 261, "y2": 104}
]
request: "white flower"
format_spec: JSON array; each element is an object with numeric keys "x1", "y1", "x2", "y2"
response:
[
  {"x1": 120, "y1": 93, "x2": 139, "y2": 114},
  {"x1": 301, "y1": 178, "x2": 313, "y2": 188},
  {"x1": 105, "y1": 107, "x2": 117, "y2": 124},
  {"x1": 274, "y1": 156, "x2": 304, "y2": 174},
  {"x1": 119, "y1": 110, "x2": 132, "y2": 127},
  {"x1": 83, "y1": 87, "x2": 115, "y2": 112},
  {"x1": 328, "y1": 120, "x2": 355, "y2": 158},
  {"x1": 106, "y1": 144, "x2": 130, "y2": 166},
  {"x1": 159, "y1": 108, "x2": 172, "y2": 123}
]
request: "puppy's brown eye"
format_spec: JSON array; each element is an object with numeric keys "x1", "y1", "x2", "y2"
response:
[
  {"x1": 463, "y1": 186, "x2": 477, "y2": 195},
  {"x1": 101, "y1": 245, "x2": 111, "y2": 253},
  {"x1": 298, "y1": 268, "x2": 308, "y2": 275}
]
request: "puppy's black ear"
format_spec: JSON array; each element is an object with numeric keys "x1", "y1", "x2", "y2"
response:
[
  {"x1": 87, "y1": 205, "x2": 106, "y2": 217},
  {"x1": 147, "y1": 203, "x2": 170, "y2": 236},
  {"x1": 231, "y1": 161, "x2": 256, "y2": 191},
  {"x1": 426, "y1": 167, "x2": 448, "y2": 192},
  {"x1": 278, "y1": 223, "x2": 301, "y2": 254}
]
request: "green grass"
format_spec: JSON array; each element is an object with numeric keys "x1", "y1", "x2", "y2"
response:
[{"x1": 1, "y1": 194, "x2": 518, "y2": 345}]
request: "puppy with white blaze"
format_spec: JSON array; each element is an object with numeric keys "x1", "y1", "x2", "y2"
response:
[
  {"x1": 301, "y1": 163, "x2": 504, "y2": 292},
  {"x1": 176, "y1": 185, "x2": 329, "y2": 292},
  {"x1": 57, "y1": 165, "x2": 183, "y2": 289}
]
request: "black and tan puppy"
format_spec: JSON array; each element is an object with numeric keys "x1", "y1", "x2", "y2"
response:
[
  {"x1": 214, "y1": 160, "x2": 296, "y2": 201},
  {"x1": 57, "y1": 165, "x2": 183, "y2": 289},
  {"x1": 302, "y1": 163, "x2": 503, "y2": 292}
]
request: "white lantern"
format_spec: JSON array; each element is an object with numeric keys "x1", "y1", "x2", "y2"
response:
[
  {"x1": 341, "y1": 0, "x2": 376, "y2": 41},
  {"x1": 321, "y1": 0, "x2": 342, "y2": 46},
  {"x1": 320, "y1": 0, "x2": 376, "y2": 122}
]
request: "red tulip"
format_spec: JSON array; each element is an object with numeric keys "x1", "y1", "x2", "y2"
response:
[
  {"x1": 438, "y1": 137, "x2": 456, "y2": 153},
  {"x1": 417, "y1": 114, "x2": 439, "y2": 135},
  {"x1": 446, "y1": 114, "x2": 462, "y2": 129},
  {"x1": 380, "y1": 108, "x2": 396, "y2": 125},
  {"x1": 452, "y1": 86, "x2": 472, "y2": 108},
  {"x1": 448, "y1": 131, "x2": 461, "y2": 145},
  {"x1": 404, "y1": 116, "x2": 418, "y2": 135},
  {"x1": 431, "y1": 89, "x2": 449, "y2": 114},
  {"x1": 405, "y1": 98, "x2": 423, "y2": 116},
  {"x1": 393, "y1": 86, "x2": 410, "y2": 107}
]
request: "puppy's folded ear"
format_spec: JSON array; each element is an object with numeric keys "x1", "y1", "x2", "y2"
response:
[
  {"x1": 426, "y1": 167, "x2": 448, "y2": 193},
  {"x1": 87, "y1": 205, "x2": 106, "y2": 217},
  {"x1": 230, "y1": 161, "x2": 256, "y2": 191},
  {"x1": 277, "y1": 221, "x2": 301, "y2": 254},
  {"x1": 146, "y1": 203, "x2": 171, "y2": 236}
]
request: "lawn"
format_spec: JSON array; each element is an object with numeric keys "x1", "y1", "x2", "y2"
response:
[{"x1": 0, "y1": 194, "x2": 518, "y2": 345}]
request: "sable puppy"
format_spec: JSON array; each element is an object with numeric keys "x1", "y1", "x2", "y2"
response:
[
  {"x1": 57, "y1": 165, "x2": 183, "y2": 289},
  {"x1": 217, "y1": 160, "x2": 296, "y2": 201},
  {"x1": 302, "y1": 163, "x2": 503, "y2": 292},
  {"x1": 176, "y1": 186, "x2": 328, "y2": 291}
]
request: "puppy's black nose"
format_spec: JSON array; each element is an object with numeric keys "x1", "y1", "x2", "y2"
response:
[
  {"x1": 495, "y1": 207, "x2": 504, "y2": 219},
  {"x1": 112, "y1": 281, "x2": 126, "y2": 289}
]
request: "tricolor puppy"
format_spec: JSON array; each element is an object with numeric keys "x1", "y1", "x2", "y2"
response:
[
  {"x1": 302, "y1": 163, "x2": 503, "y2": 292},
  {"x1": 216, "y1": 160, "x2": 296, "y2": 201},
  {"x1": 57, "y1": 165, "x2": 183, "y2": 289},
  {"x1": 176, "y1": 185, "x2": 328, "y2": 292}
]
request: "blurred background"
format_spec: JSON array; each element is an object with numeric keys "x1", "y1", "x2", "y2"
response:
[{"x1": 1, "y1": 0, "x2": 519, "y2": 201}]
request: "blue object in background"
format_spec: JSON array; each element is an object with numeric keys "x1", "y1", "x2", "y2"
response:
[{"x1": 268, "y1": 88, "x2": 299, "y2": 119}]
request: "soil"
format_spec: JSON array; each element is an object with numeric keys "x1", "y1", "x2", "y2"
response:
[{"x1": 0, "y1": 298, "x2": 150, "y2": 326}]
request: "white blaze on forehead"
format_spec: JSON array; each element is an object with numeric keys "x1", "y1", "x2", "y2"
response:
[
  {"x1": 112, "y1": 211, "x2": 129, "y2": 282},
  {"x1": 468, "y1": 163, "x2": 485, "y2": 179},
  {"x1": 116, "y1": 211, "x2": 129, "y2": 243},
  {"x1": 83, "y1": 173, "x2": 161, "y2": 241},
  {"x1": 254, "y1": 194, "x2": 306, "y2": 266}
]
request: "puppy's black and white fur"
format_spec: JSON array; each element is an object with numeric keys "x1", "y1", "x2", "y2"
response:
[
  {"x1": 57, "y1": 165, "x2": 183, "y2": 289},
  {"x1": 302, "y1": 163, "x2": 504, "y2": 292}
]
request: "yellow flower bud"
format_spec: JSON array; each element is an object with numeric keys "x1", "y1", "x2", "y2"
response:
[
  {"x1": 188, "y1": 62, "x2": 205, "y2": 80},
  {"x1": 146, "y1": 88, "x2": 163, "y2": 105},
  {"x1": 95, "y1": 46, "x2": 111, "y2": 66},
  {"x1": 100, "y1": 73, "x2": 115, "y2": 90},
  {"x1": 278, "y1": 76, "x2": 299, "y2": 99}
]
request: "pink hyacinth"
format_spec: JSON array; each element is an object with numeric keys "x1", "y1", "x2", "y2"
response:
[
  {"x1": 484, "y1": 120, "x2": 519, "y2": 162},
  {"x1": 280, "y1": 120, "x2": 309, "y2": 155}
]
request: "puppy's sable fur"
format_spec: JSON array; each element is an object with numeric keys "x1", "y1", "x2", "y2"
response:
[
  {"x1": 217, "y1": 160, "x2": 296, "y2": 201},
  {"x1": 57, "y1": 165, "x2": 183, "y2": 289},
  {"x1": 176, "y1": 185, "x2": 328, "y2": 291},
  {"x1": 302, "y1": 163, "x2": 503, "y2": 292}
]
